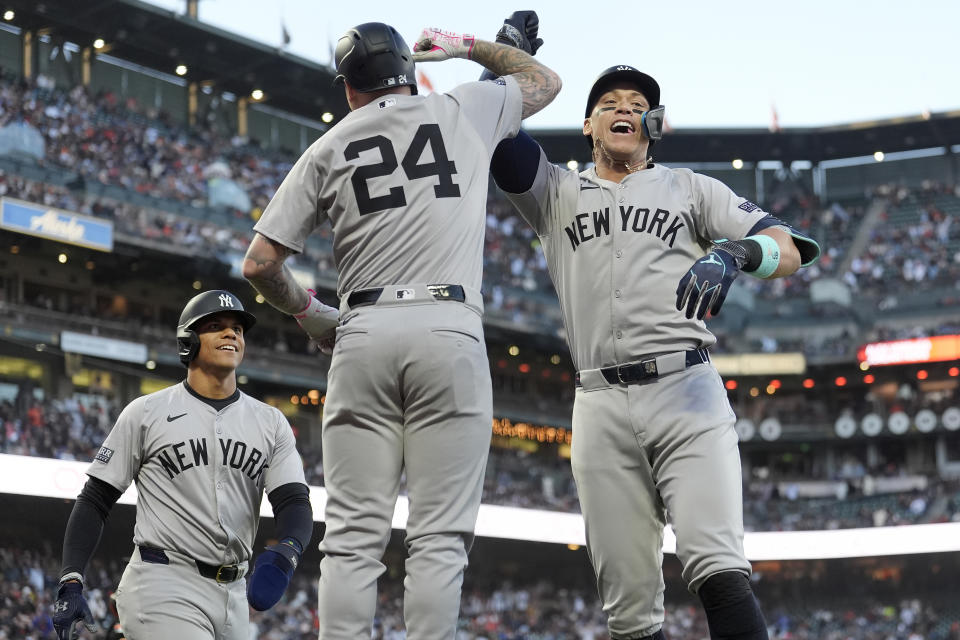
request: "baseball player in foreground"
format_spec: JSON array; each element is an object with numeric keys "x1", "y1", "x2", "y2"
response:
[
  {"x1": 52, "y1": 290, "x2": 313, "y2": 640},
  {"x1": 485, "y1": 16, "x2": 820, "y2": 640},
  {"x1": 242, "y1": 21, "x2": 560, "y2": 639}
]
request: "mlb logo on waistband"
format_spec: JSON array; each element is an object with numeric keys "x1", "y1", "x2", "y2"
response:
[
  {"x1": 95, "y1": 446, "x2": 114, "y2": 464},
  {"x1": 396, "y1": 289, "x2": 416, "y2": 300}
]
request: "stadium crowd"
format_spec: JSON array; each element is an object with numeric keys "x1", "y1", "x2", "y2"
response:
[
  {"x1": 5, "y1": 74, "x2": 960, "y2": 334},
  {"x1": 2, "y1": 542, "x2": 959, "y2": 639}
]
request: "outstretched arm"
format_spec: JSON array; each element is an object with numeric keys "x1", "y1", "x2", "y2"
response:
[{"x1": 413, "y1": 29, "x2": 561, "y2": 119}]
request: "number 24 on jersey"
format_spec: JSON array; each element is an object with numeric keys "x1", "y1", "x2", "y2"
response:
[{"x1": 345, "y1": 124, "x2": 460, "y2": 216}]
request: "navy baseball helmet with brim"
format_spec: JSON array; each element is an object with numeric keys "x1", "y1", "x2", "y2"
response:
[{"x1": 584, "y1": 65, "x2": 661, "y2": 150}]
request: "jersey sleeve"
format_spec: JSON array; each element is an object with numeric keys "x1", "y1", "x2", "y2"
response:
[
  {"x1": 253, "y1": 142, "x2": 329, "y2": 253},
  {"x1": 447, "y1": 77, "x2": 523, "y2": 156},
  {"x1": 691, "y1": 172, "x2": 769, "y2": 242},
  {"x1": 85, "y1": 397, "x2": 145, "y2": 493},
  {"x1": 264, "y1": 409, "x2": 307, "y2": 494},
  {"x1": 502, "y1": 148, "x2": 570, "y2": 236}
]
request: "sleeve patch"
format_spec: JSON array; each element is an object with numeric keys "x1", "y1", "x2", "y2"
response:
[
  {"x1": 484, "y1": 77, "x2": 507, "y2": 86},
  {"x1": 738, "y1": 201, "x2": 760, "y2": 213},
  {"x1": 95, "y1": 446, "x2": 115, "y2": 464}
]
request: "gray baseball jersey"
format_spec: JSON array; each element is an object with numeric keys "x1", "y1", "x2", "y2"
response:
[
  {"x1": 255, "y1": 77, "x2": 522, "y2": 639},
  {"x1": 89, "y1": 382, "x2": 305, "y2": 565},
  {"x1": 503, "y1": 153, "x2": 772, "y2": 638},
  {"x1": 505, "y1": 155, "x2": 768, "y2": 371},
  {"x1": 255, "y1": 78, "x2": 522, "y2": 295}
]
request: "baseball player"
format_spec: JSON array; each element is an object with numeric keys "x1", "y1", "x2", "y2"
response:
[
  {"x1": 241, "y1": 21, "x2": 560, "y2": 639},
  {"x1": 485, "y1": 20, "x2": 820, "y2": 640},
  {"x1": 51, "y1": 290, "x2": 313, "y2": 640}
]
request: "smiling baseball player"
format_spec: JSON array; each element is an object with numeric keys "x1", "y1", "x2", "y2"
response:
[
  {"x1": 484, "y1": 15, "x2": 819, "y2": 639},
  {"x1": 52, "y1": 290, "x2": 313, "y2": 640}
]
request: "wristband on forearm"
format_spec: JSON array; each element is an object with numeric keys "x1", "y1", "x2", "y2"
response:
[{"x1": 715, "y1": 235, "x2": 781, "y2": 279}]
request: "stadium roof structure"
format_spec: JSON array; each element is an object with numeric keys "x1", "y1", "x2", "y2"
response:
[
  {"x1": 7, "y1": 0, "x2": 960, "y2": 164},
  {"x1": 6, "y1": 0, "x2": 349, "y2": 119}
]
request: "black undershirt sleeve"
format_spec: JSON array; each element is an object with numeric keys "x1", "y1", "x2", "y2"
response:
[
  {"x1": 267, "y1": 482, "x2": 313, "y2": 551},
  {"x1": 60, "y1": 476, "x2": 123, "y2": 578}
]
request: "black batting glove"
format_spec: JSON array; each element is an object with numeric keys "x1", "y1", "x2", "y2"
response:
[
  {"x1": 675, "y1": 241, "x2": 749, "y2": 320},
  {"x1": 52, "y1": 580, "x2": 97, "y2": 640},
  {"x1": 497, "y1": 11, "x2": 543, "y2": 55}
]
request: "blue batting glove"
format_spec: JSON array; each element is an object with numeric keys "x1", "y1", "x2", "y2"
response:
[{"x1": 247, "y1": 538, "x2": 302, "y2": 611}]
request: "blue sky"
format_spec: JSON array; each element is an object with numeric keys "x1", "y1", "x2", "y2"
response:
[{"x1": 144, "y1": 0, "x2": 960, "y2": 131}]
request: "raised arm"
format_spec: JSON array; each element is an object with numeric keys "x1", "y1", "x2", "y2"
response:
[{"x1": 412, "y1": 28, "x2": 561, "y2": 119}]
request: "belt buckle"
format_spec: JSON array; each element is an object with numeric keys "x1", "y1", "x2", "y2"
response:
[
  {"x1": 640, "y1": 358, "x2": 658, "y2": 379},
  {"x1": 427, "y1": 284, "x2": 450, "y2": 299},
  {"x1": 215, "y1": 565, "x2": 235, "y2": 583}
]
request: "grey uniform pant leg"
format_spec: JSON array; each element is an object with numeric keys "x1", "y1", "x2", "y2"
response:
[
  {"x1": 317, "y1": 303, "x2": 492, "y2": 640},
  {"x1": 401, "y1": 305, "x2": 493, "y2": 639},
  {"x1": 571, "y1": 385, "x2": 666, "y2": 639},
  {"x1": 115, "y1": 547, "x2": 248, "y2": 640},
  {"x1": 644, "y1": 364, "x2": 751, "y2": 593}
]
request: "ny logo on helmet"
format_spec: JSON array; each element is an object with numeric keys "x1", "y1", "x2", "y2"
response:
[{"x1": 218, "y1": 294, "x2": 235, "y2": 308}]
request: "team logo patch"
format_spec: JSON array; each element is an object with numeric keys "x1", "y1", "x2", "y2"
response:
[
  {"x1": 378, "y1": 98, "x2": 397, "y2": 109},
  {"x1": 95, "y1": 446, "x2": 115, "y2": 464},
  {"x1": 738, "y1": 201, "x2": 760, "y2": 213}
]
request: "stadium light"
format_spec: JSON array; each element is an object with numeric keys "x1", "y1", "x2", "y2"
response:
[
  {"x1": 192, "y1": 280, "x2": 202, "y2": 290},
  {"x1": 917, "y1": 369, "x2": 928, "y2": 380},
  {"x1": 859, "y1": 361, "x2": 869, "y2": 371},
  {"x1": 749, "y1": 387, "x2": 759, "y2": 397},
  {"x1": 724, "y1": 379, "x2": 737, "y2": 390},
  {"x1": 873, "y1": 151, "x2": 884, "y2": 162},
  {"x1": 732, "y1": 158, "x2": 744, "y2": 169},
  {"x1": 93, "y1": 38, "x2": 105, "y2": 49},
  {"x1": 321, "y1": 112, "x2": 334, "y2": 123},
  {"x1": 950, "y1": 367, "x2": 959, "y2": 377},
  {"x1": 145, "y1": 360, "x2": 156, "y2": 370},
  {"x1": 770, "y1": 379, "x2": 781, "y2": 389},
  {"x1": 518, "y1": 363, "x2": 531, "y2": 374},
  {"x1": 3, "y1": 10, "x2": 13, "y2": 21},
  {"x1": 237, "y1": 375, "x2": 248, "y2": 384},
  {"x1": 802, "y1": 378, "x2": 815, "y2": 389},
  {"x1": 57, "y1": 253, "x2": 67, "y2": 264},
  {"x1": 765, "y1": 385, "x2": 776, "y2": 395},
  {"x1": 290, "y1": 395, "x2": 299, "y2": 405},
  {"x1": 550, "y1": 354, "x2": 561, "y2": 365},
  {"x1": 175, "y1": 64, "x2": 188, "y2": 76},
  {"x1": 566, "y1": 159, "x2": 579, "y2": 171},
  {"x1": 864, "y1": 374, "x2": 875, "y2": 384},
  {"x1": 508, "y1": 345, "x2": 519, "y2": 356},
  {"x1": 255, "y1": 294, "x2": 265, "y2": 303},
  {"x1": 835, "y1": 376, "x2": 847, "y2": 387},
  {"x1": 10, "y1": 245, "x2": 19, "y2": 254},
  {"x1": 250, "y1": 89, "x2": 264, "y2": 101},
  {"x1": 85, "y1": 260, "x2": 95, "y2": 270}
]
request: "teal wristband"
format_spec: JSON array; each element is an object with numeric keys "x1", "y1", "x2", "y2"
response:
[{"x1": 743, "y1": 234, "x2": 780, "y2": 279}]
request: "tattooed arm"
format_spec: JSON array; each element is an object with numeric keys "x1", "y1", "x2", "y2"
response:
[
  {"x1": 242, "y1": 233, "x2": 308, "y2": 314},
  {"x1": 413, "y1": 29, "x2": 561, "y2": 119},
  {"x1": 470, "y1": 40, "x2": 560, "y2": 119},
  {"x1": 243, "y1": 233, "x2": 340, "y2": 343}
]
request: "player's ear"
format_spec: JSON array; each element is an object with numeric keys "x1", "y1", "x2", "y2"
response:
[{"x1": 583, "y1": 117, "x2": 592, "y2": 137}]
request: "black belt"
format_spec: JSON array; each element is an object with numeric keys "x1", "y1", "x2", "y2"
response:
[
  {"x1": 347, "y1": 284, "x2": 466, "y2": 308},
  {"x1": 139, "y1": 545, "x2": 243, "y2": 583},
  {"x1": 576, "y1": 348, "x2": 711, "y2": 387}
]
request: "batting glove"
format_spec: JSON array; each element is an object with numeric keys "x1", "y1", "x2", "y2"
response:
[
  {"x1": 52, "y1": 579, "x2": 97, "y2": 640},
  {"x1": 412, "y1": 28, "x2": 476, "y2": 62},
  {"x1": 675, "y1": 241, "x2": 747, "y2": 320},
  {"x1": 497, "y1": 11, "x2": 543, "y2": 55},
  {"x1": 247, "y1": 538, "x2": 302, "y2": 611},
  {"x1": 293, "y1": 289, "x2": 339, "y2": 351}
]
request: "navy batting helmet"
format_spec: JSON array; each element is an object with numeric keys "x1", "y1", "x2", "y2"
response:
[
  {"x1": 176, "y1": 290, "x2": 256, "y2": 366},
  {"x1": 334, "y1": 22, "x2": 418, "y2": 95},
  {"x1": 584, "y1": 65, "x2": 664, "y2": 152}
]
